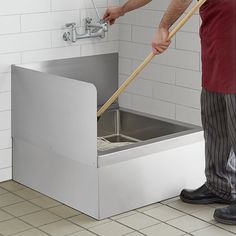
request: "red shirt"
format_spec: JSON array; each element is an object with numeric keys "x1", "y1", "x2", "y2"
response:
[{"x1": 200, "y1": 0, "x2": 236, "y2": 93}]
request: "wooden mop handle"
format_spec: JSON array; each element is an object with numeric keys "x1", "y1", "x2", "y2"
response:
[{"x1": 97, "y1": 0, "x2": 206, "y2": 118}]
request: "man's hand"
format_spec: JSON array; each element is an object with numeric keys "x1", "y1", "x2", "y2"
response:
[
  {"x1": 103, "y1": 6, "x2": 124, "y2": 25},
  {"x1": 152, "y1": 28, "x2": 171, "y2": 55}
]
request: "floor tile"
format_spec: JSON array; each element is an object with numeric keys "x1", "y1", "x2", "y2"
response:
[
  {"x1": 144, "y1": 205, "x2": 185, "y2": 221},
  {"x1": 39, "y1": 219, "x2": 83, "y2": 236},
  {"x1": 69, "y1": 231, "x2": 97, "y2": 236},
  {"x1": 0, "y1": 187, "x2": 8, "y2": 195},
  {"x1": 208, "y1": 203, "x2": 229, "y2": 209},
  {"x1": 69, "y1": 214, "x2": 111, "y2": 228},
  {"x1": 48, "y1": 205, "x2": 81, "y2": 218},
  {"x1": 116, "y1": 212, "x2": 159, "y2": 230},
  {"x1": 0, "y1": 193, "x2": 24, "y2": 208},
  {"x1": 3, "y1": 201, "x2": 41, "y2": 217},
  {"x1": 136, "y1": 203, "x2": 162, "y2": 212},
  {"x1": 192, "y1": 225, "x2": 236, "y2": 236},
  {"x1": 161, "y1": 197, "x2": 180, "y2": 205},
  {"x1": 0, "y1": 192, "x2": 234, "y2": 236},
  {"x1": 125, "y1": 232, "x2": 144, "y2": 236},
  {"x1": 30, "y1": 196, "x2": 61, "y2": 209},
  {"x1": 90, "y1": 221, "x2": 133, "y2": 236},
  {"x1": 111, "y1": 210, "x2": 138, "y2": 220},
  {"x1": 14, "y1": 188, "x2": 43, "y2": 200},
  {"x1": 20, "y1": 210, "x2": 61, "y2": 227},
  {"x1": 167, "y1": 215, "x2": 210, "y2": 233},
  {"x1": 167, "y1": 200, "x2": 210, "y2": 214},
  {"x1": 0, "y1": 218, "x2": 31, "y2": 235},
  {"x1": 0, "y1": 209, "x2": 14, "y2": 222},
  {"x1": 141, "y1": 223, "x2": 185, "y2": 236},
  {"x1": 11, "y1": 228, "x2": 48, "y2": 236},
  {"x1": 190, "y1": 206, "x2": 215, "y2": 222},
  {"x1": 215, "y1": 222, "x2": 236, "y2": 234},
  {"x1": 0, "y1": 181, "x2": 25, "y2": 192}
]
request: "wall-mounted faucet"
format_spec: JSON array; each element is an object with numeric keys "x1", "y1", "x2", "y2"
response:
[{"x1": 63, "y1": 17, "x2": 108, "y2": 43}]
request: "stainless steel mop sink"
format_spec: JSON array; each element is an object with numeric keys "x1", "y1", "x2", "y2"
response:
[{"x1": 12, "y1": 53, "x2": 205, "y2": 219}]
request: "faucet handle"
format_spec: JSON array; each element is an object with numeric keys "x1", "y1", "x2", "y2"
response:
[
  {"x1": 85, "y1": 17, "x2": 92, "y2": 24},
  {"x1": 102, "y1": 22, "x2": 108, "y2": 32},
  {"x1": 65, "y1": 22, "x2": 76, "y2": 28},
  {"x1": 98, "y1": 19, "x2": 106, "y2": 24}
]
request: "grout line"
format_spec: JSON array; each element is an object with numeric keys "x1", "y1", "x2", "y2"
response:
[
  {"x1": 0, "y1": 91, "x2": 11, "y2": 94},
  {"x1": 0, "y1": 187, "x2": 166, "y2": 235},
  {"x1": 119, "y1": 22, "x2": 199, "y2": 34},
  {"x1": 0, "y1": 39, "x2": 118, "y2": 57},
  {"x1": 0, "y1": 148, "x2": 12, "y2": 152},
  {"x1": 9, "y1": 227, "x2": 51, "y2": 236},
  {"x1": 0, "y1": 110, "x2": 12, "y2": 113},
  {"x1": 0, "y1": 7, "x2": 108, "y2": 17},
  {"x1": 119, "y1": 71, "x2": 201, "y2": 92},
  {"x1": 108, "y1": 219, "x2": 146, "y2": 236},
  {"x1": 0, "y1": 128, "x2": 11, "y2": 132},
  {"x1": 119, "y1": 39, "x2": 201, "y2": 53},
  {"x1": 139, "y1": 211, "x2": 190, "y2": 235},
  {"x1": 119, "y1": 90, "x2": 201, "y2": 111},
  {"x1": 162, "y1": 201, "x2": 236, "y2": 235},
  {"x1": 119, "y1": 55, "x2": 201, "y2": 73},
  {"x1": 118, "y1": 57, "x2": 201, "y2": 73},
  {"x1": 0, "y1": 193, "x2": 89, "y2": 235}
]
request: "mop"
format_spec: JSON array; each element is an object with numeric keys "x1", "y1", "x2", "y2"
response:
[
  {"x1": 97, "y1": 0, "x2": 207, "y2": 121},
  {"x1": 89, "y1": 0, "x2": 134, "y2": 151},
  {"x1": 97, "y1": 137, "x2": 134, "y2": 151},
  {"x1": 97, "y1": 0, "x2": 206, "y2": 150}
]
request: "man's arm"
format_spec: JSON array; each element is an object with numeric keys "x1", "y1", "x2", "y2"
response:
[
  {"x1": 159, "y1": 0, "x2": 193, "y2": 29},
  {"x1": 103, "y1": 0, "x2": 151, "y2": 25},
  {"x1": 152, "y1": 0, "x2": 193, "y2": 54},
  {"x1": 121, "y1": 0, "x2": 151, "y2": 14}
]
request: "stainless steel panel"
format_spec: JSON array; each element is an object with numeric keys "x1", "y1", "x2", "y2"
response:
[
  {"x1": 98, "y1": 140, "x2": 205, "y2": 219},
  {"x1": 13, "y1": 138, "x2": 99, "y2": 219},
  {"x1": 19, "y1": 53, "x2": 119, "y2": 108},
  {"x1": 12, "y1": 66, "x2": 97, "y2": 166}
]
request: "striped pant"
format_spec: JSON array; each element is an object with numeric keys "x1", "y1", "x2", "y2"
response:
[{"x1": 201, "y1": 89, "x2": 236, "y2": 201}]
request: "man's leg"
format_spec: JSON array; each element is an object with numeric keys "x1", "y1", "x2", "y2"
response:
[
  {"x1": 225, "y1": 93, "x2": 236, "y2": 201},
  {"x1": 214, "y1": 93, "x2": 236, "y2": 225},
  {"x1": 203, "y1": 89, "x2": 232, "y2": 200},
  {"x1": 180, "y1": 89, "x2": 231, "y2": 203}
]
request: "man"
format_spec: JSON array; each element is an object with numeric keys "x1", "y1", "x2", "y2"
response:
[{"x1": 104, "y1": 0, "x2": 236, "y2": 225}]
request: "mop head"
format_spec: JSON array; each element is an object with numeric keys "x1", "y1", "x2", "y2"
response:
[{"x1": 97, "y1": 137, "x2": 133, "y2": 151}]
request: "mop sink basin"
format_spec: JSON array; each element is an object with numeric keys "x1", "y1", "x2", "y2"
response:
[
  {"x1": 12, "y1": 53, "x2": 205, "y2": 219},
  {"x1": 97, "y1": 109, "x2": 197, "y2": 153}
]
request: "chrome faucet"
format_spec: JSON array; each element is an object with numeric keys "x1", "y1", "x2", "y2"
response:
[
  {"x1": 63, "y1": 23, "x2": 77, "y2": 43},
  {"x1": 63, "y1": 18, "x2": 108, "y2": 43}
]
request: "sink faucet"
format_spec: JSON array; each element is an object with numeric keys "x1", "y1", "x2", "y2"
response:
[
  {"x1": 63, "y1": 22, "x2": 77, "y2": 43},
  {"x1": 63, "y1": 17, "x2": 108, "y2": 43}
]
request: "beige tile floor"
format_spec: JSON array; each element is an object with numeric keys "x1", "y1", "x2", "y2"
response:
[{"x1": 0, "y1": 181, "x2": 235, "y2": 236}]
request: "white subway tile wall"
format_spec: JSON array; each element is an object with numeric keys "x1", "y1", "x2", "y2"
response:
[
  {"x1": 118, "y1": 0, "x2": 202, "y2": 126},
  {"x1": 0, "y1": 0, "x2": 202, "y2": 181},
  {"x1": 0, "y1": 0, "x2": 119, "y2": 181}
]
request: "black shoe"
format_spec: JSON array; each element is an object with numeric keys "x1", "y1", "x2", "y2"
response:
[
  {"x1": 214, "y1": 204, "x2": 236, "y2": 225},
  {"x1": 180, "y1": 184, "x2": 230, "y2": 204}
]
